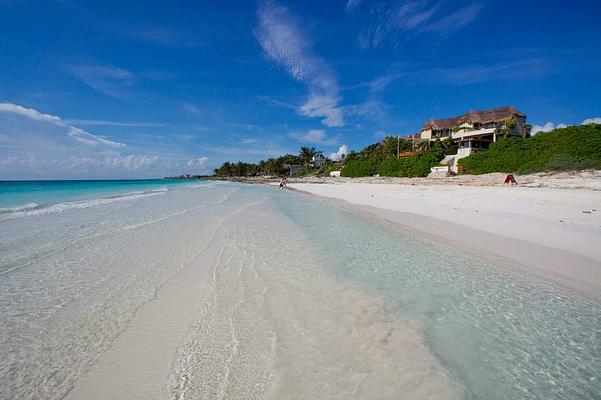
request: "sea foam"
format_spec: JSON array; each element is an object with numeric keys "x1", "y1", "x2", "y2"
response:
[{"x1": 0, "y1": 189, "x2": 167, "y2": 221}]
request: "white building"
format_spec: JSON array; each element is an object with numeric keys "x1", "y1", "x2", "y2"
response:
[{"x1": 420, "y1": 106, "x2": 527, "y2": 173}]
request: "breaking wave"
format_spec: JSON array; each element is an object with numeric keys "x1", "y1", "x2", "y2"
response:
[
  {"x1": 0, "y1": 203, "x2": 39, "y2": 213},
  {"x1": 0, "y1": 189, "x2": 168, "y2": 221}
]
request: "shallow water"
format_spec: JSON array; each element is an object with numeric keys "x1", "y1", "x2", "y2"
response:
[
  {"x1": 0, "y1": 182, "x2": 599, "y2": 399},
  {"x1": 271, "y1": 188, "x2": 601, "y2": 400}
]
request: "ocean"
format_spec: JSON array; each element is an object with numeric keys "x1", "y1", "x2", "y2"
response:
[{"x1": 0, "y1": 180, "x2": 599, "y2": 399}]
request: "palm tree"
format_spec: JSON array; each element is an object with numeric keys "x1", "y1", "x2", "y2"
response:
[
  {"x1": 265, "y1": 158, "x2": 280, "y2": 176},
  {"x1": 258, "y1": 160, "x2": 267, "y2": 175},
  {"x1": 299, "y1": 146, "x2": 317, "y2": 166}
]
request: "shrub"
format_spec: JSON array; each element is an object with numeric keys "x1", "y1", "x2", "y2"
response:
[
  {"x1": 375, "y1": 144, "x2": 445, "y2": 177},
  {"x1": 341, "y1": 159, "x2": 372, "y2": 177},
  {"x1": 459, "y1": 124, "x2": 601, "y2": 174}
]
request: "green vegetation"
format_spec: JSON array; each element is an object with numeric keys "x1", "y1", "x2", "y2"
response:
[
  {"x1": 212, "y1": 124, "x2": 600, "y2": 179},
  {"x1": 493, "y1": 118, "x2": 516, "y2": 138},
  {"x1": 341, "y1": 136, "x2": 446, "y2": 178},
  {"x1": 213, "y1": 146, "x2": 338, "y2": 177},
  {"x1": 459, "y1": 124, "x2": 601, "y2": 174}
]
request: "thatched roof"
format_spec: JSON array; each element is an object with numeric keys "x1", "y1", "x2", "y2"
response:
[{"x1": 421, "y1": 106, "x2": 525, "y2": 131}]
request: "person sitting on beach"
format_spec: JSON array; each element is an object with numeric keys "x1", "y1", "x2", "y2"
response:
[{"x1": 504, "y1": 173, "x2": 517, "y2": 185}]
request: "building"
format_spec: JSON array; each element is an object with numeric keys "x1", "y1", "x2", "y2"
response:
[
  {"x1": 420, "y1": 106, "x2": 527, "y2": 173},
  {"x1": 311, "y1": 154, "x2": 327, "y2": 168}
]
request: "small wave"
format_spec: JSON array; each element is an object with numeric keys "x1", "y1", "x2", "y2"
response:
[
  {"x1": 0, "y1": 203, "x2": 40, "y2": 214},
  {"x1": 0, "y1": 191, "x2": 167, "y2": 221}
]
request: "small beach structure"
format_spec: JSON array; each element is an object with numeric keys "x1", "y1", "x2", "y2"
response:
[
  {"x1": 420, "y1": 106, "x2": 527, "y2": 173},
  {"x1": 429, "y1": 165, "x2": 450, "y2": 178},
  {"x1": 312, "y1": 154, "x2": 326, "y2": 168}
]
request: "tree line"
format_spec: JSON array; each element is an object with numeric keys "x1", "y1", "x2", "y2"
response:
[{"x1": 213, "y1": 146, "x2": 333, "y2": 177}]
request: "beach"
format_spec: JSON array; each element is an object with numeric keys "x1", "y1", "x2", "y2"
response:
[
  {"x1": 287, "y1": 173, "x2": 601, "y2": 295},
  {"x1": 1, "y1": 179, "x2": 600, "y2": 399}
]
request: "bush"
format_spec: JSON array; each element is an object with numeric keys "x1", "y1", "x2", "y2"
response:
[
  {"x1": 459, "y1": 124, "x2": 601, "y2": 174},
  {"x1": 340, "y1": 159, "x2": 372, "y2": 177}
]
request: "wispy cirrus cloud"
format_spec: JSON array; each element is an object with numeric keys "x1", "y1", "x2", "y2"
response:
[
  {"x1": 255, "y1": 0, "x2": 344, "y2": 127},
  {"x1": 64, "y1": 119, "x2": 167, "y2": 127},
  {"x1": 357, "y1": 0, "x2": 485, "y2": 49},
  {"x1": 289, "y1": 129, "x2": 338, "y2": 145},
  {"x1": 421, "y1": 3, "x2": 484, "y2": 33},
  {"x1": 415, "y1": 58, "x2": 551, "y2": 85},
  {"x1": 354, "y1": 58, "x2": 551, "y2": 89},
  {"x1": 346, "y1": 0, "x2": 362, "y2": 14},
  {"x1": 181, "y1": 102, "x2": 201, "y2": 115},
  {"x1": 65, "y1": 64, "x2": 135, "y2": 97}
]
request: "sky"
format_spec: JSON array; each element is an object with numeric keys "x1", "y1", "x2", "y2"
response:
[{"x1": 1, "y1": 0, "x2": 600, "y2": 179}]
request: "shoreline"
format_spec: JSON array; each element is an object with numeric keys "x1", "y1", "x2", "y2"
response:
[
  {"x1": 211, "y1": 169, "x2": 601, "y2": 191},
  {"x1": 279, "y1": 181, "x2": 601, "y2": 298}
]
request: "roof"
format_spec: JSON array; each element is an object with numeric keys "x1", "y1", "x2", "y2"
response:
[{"x1": 421, "y1": 106, "x2": 525, "y2": 131}]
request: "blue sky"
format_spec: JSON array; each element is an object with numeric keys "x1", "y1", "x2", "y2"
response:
[{"x1": 1, "y1": 0, "x2": 600, "y2": 179}]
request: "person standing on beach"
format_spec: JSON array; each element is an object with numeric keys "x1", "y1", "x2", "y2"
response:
[{"x1": 279, "y1": 177, "x2": 287, "y2": 190}]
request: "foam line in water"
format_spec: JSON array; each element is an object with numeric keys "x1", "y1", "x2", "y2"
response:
[
  {"x1": 0, "y1": 202, "x2": 39, "y2": 213},
  {"x1": 0, "y1": 190, "x2": 167, "y2": 221}
]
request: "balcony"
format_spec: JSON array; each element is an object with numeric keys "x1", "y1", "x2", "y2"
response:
[{"x1": 451, "y1": 127, "x2": 496, "y2": 140}]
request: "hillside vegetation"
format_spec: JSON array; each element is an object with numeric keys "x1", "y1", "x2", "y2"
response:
[
  {"x1": 459, "y1": 124, "x2": 601, "y2": 174},
  {"x1": 341, "y1": 137, "x2": 448, "y2": 178}
]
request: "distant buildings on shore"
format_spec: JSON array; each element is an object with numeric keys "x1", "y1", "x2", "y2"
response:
[{"x1": 419, "y1": 105, "x2": 528, "y2": 173}]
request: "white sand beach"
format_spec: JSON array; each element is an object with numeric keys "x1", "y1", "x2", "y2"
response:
[
  {"x1": 2, "y1": 181, "x2": 601, "y2": 399},
  {"x1": 288, "y1": 176, "x2": 601, "y2": 295}
]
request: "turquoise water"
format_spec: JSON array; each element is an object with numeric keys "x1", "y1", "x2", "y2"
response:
[
  {"x1": 1, "y1": 181, "x2": 599, "y2": 399},
  {"x1": 0, "y1": 179, "x2": 191, "y2": 215},
  {"x1": 272, "y1": 188, "x2": 601, "y2": 399}
]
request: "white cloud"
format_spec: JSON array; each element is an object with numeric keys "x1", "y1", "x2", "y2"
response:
[
  {"x1": 531, "y1": 122, "x2": 568, "y2": 135},
  {"x1": 329, "y1": 145, "x2": 348, "y2": 161},
  {"x1": 255, "y1": 1, "x2": 344, "y2": 127},
  {"x1": 289, "y1": 129, "x2": 338, "y2": 145},
  {"x1": 298, "y1": 92, "x2": 344, "y2": 127},
  {"x1": 0, "y1": 103, "x2": 203, "y2": 179},
  {"x1": 0, "y1": 102, "x2": 126, "y2": 148},
  {"x1": 582, "y1": 117, "x2": 601, "y2": 125},
  {"x1": 0, "y1": 102, "x2": 62, "y2": 124},
  {"x1": 239, "y1": 138, "x2": 259, "y2": 145},
  {"x1": 531, "y1": 122, "x2": 558, "y2": 135},
  {"x1": 531, "y1": 117, "x2": 601, "y2": 135},
  {"x1": 186, "y1": 157, "x2": 209, "y2": 169},
  {"x1": 65, "y1": 64, "x2": 135, "y2": 97},
  {"x1": 103, "y1": 155, "x2": 161, "y2": 170}
]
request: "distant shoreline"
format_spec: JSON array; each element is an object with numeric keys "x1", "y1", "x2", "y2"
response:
[{"x1": 210, "y1": 169, "x2": 601, "y2": 190}]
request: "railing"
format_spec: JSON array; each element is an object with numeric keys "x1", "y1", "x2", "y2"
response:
[{"x1": 452, "y1": 127, "x2": 496, "y2": 140}]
